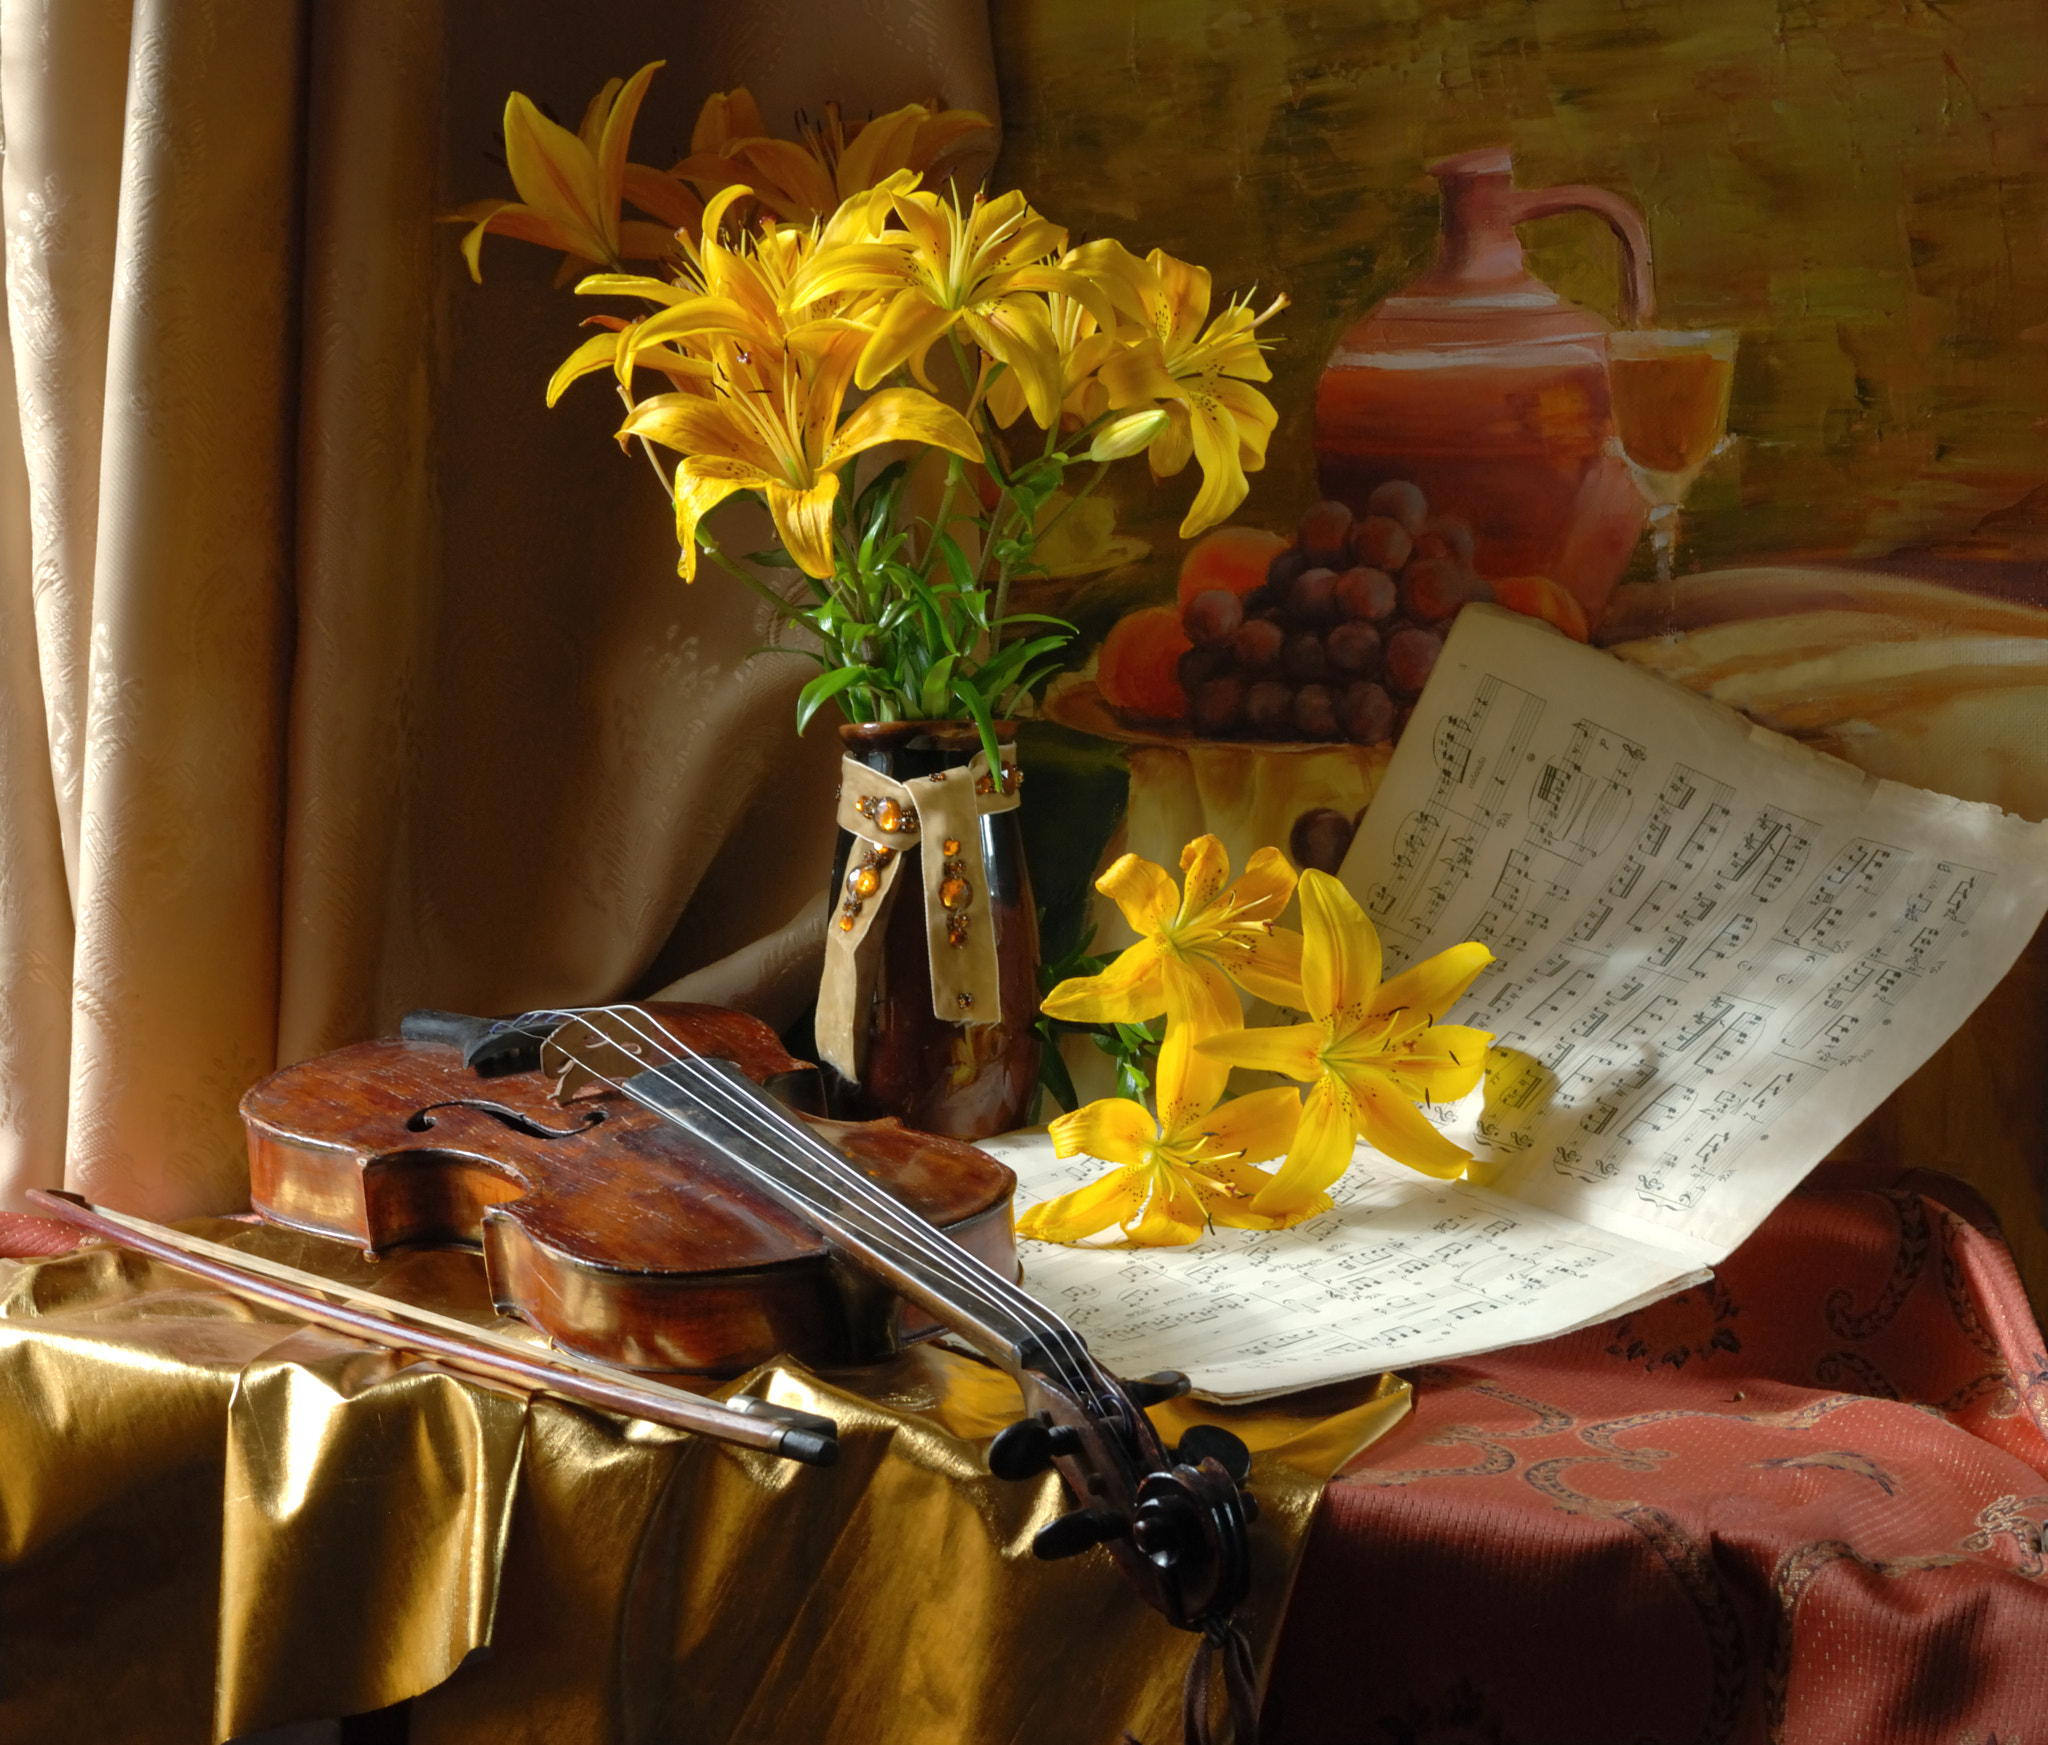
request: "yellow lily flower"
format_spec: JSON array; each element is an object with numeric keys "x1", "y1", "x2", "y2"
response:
[
  {"x1": 619, "y1": 315, "x2": 982, "y2": 580},
  {"x1": 1041, "y1": 835, "x2": 1305, "y2": 1035},
  {"x1": 1198, "y1": 870, "x2": 1495, "y2": 1214},
  {"x1": 449, "y1": 63, "x2": 687, "y2": 282},
  {"x1": 1071, "y1": 240, "x2": 1287, "y2": 537},
  {"x1": 790, "y1": 186, "x2": 1111, "y2": 427},
  {"x1": 676, "y1": 91, "x2": 994, "y2": 226},
  {"x1": 982, "y1": 278, "x2": 1120, "y2": 431},
  {"x1": 1019, "y1": 1015, "x2": 1312, "y2": 1247}
]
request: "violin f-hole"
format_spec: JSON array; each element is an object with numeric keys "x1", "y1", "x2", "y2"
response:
[{"x1": 406, "y1": 1100, "x2": 608, "y2": 1141}]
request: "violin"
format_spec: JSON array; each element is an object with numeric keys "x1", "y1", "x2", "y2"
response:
[{"x1": 238, "y1": 1001, "x2": 1259, "y2": 1652}]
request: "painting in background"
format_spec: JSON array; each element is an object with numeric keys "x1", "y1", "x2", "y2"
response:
[{"x1": 992, "y1": 0, "x2": 2048, "y2": 1299}]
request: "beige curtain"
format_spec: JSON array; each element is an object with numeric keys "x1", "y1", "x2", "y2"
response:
[{"x1": 0, "y1": 0, "x2": 1000, "y2": 1218}]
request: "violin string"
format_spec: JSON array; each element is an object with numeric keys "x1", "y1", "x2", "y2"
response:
[
  {"x1": 583, "y1": 1005, "x2": 1118, "y2": 1416},
  {"x1": 562, "y1": 1013, "x2": 1109, "y2": 1415},
  {"x1": 520, "y1": 1015, "x2": 1114, "y2": 1409},
  {"x1": 535, "y1": 1006, "x2": 1117, "y2": 1415}
]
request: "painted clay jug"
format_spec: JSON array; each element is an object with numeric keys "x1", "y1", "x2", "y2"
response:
[{"x1": 1314, "y1": 147, "x2": 1655, "y2": 625}]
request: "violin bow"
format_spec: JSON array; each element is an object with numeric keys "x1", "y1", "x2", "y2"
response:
[{"x1": 25, "y1": 1189, "x2": 839, "y2": 1466}]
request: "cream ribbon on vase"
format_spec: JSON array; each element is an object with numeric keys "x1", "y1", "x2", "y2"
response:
[{"x1": 816, "y1": 750, "x2": 1022, "y2": 1082}]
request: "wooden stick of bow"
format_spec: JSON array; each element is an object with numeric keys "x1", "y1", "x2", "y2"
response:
[{"x1": 26, "y1": 1190, "x2": 838, "y2": 1466}]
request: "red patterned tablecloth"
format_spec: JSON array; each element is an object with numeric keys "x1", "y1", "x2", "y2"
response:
[
  {"x1": 8, "y1": 1161, "x2": 2042, "y2": 1743},
  {"x1": 1266, "y1": 1163, "x2": 2048, "y2": 1743}
]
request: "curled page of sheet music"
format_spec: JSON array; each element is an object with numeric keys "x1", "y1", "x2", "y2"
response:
[
  {"x1": 991, "y1": 606, "x2": 2048, "y2": 1401},
  {"x1": 1344, "y1": 605, "x2": 2048, "y2": 1266}
]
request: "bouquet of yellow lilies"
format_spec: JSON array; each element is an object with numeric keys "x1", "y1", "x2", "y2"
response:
[
  {"x1": 452, "y1": 63, "x2": 1288, "y2": 763},
  {"x1": 1022, "y1": 837, "x2": 1496, "y2": 1247}
]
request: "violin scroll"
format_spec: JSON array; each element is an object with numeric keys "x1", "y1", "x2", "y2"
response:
[{"x1": 1000, "y1": 1374, "x2": 1256, "y2": 1633}]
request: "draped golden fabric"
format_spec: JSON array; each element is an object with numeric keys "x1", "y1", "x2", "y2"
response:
[
  {"x1": 0, "y1": 1227, "x2": 1407, "y2": 1743},
  {"x1": 0, "y1": 0, "x2": 1000, "y2": 1218}
]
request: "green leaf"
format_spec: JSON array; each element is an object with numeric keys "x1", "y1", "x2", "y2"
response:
[
  {"x1": 929, "y1": 531, "x2": 974, "y2": 592},
  {"x1": 743, "y1": 547, "x2": 802, "y2": 569},
  {"x1": 855, "y1": 457, "x2": 910, "y2": 539},
  {"x1": 795, "y1": 665, "x2": 877, "y2": 734},
  {"x1": 918, "y1": 654, "x2": 957, "y2": 720},
  {"x1": 1033, "y1": 1023, "x2": 1081, "y2": 1121},
  {"x1": 951, "y1": 679, "x2": 1003, "y2": 772}
]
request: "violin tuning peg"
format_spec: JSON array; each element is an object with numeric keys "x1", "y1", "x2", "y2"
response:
[
  {"x1": 1119, "y1": 1369, "x2": 1192, "y2": 1407},
  {"x1": 1175, "y1": 1424, "x2": 1253, "y2": 1485},
  {"x1": 987, "y1": 1419, "x2": 1053, "y2": 1481},
  {"x1": 987, "y1": 1417, "x2": 1081, "y2": 1481},
  {"x1": 1032, "y1": 1506, "x2": 1125, "y2": 1561}
]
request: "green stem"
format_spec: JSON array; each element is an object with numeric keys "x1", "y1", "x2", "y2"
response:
[
  {"x1": 1030, "y1": 460, "x2": 1110, "y2": 549},
  {"x1": 925, "y1": 455, "x2": 965, "y2": 582},
  {"x1": 698, "y1": 526, "x2": 812, "y2": 628}
]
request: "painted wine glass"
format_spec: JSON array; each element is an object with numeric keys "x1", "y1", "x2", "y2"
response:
[{"x1": 1608, "y1": 328, "x2": 1738, "y2": 584}]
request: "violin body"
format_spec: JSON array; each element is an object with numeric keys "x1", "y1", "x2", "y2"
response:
[
  {"x1": 244, "y1": 999, "x2": 1259, "y2": 1658},
  {"x1": 242, "y1": 1002, "x2": 1018, "y2": 1376}
]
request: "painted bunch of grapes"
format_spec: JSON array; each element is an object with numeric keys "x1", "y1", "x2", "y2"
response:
[{"x1": 1093, "y1": 480, "x2": 1587, "y2": 744}]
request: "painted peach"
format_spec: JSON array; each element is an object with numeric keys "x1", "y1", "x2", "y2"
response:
[
  {"x1": 1098, "y1": 605, "x2": 1193, "y2": 720},
  {"x1": 1175, "y1": 526, "x2": 1289, "y2": 613},
  {"x1": 1492, "y1": 574, "x2": 1590, "y2": 643}
]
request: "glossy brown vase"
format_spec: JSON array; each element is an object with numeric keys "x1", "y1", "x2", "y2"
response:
[{"x1": 824, "y1": 721, "x2": 1041, "y2": 1140}]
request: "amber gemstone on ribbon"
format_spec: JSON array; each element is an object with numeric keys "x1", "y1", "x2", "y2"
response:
[
  {"x1": 942, "y1": 837, "x2": 961, "y2": 855},
  {"x1": 940, "y1": 877, "x2": 973, "y2": 912},
  {"x1": 850, "y1": 867, "x2": 881, "y2": 899},
  {"x1": 875, "y1": 798, "x2": 903, "y2": 833}
]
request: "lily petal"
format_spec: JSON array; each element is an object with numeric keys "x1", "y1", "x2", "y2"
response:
[
  {"x1": 595, "y1": 62, "x2": 663, "y2": 226},
  {"x1": 1016, "y1": 1166, "x2": 1143, "y2": 1243},
  {"x1": 1050, "y1": 1096, "x2": 1157, "y2": 1164},
  {"x1": 621, "y1": 162, "x2": 703, "y2": 231},
  {"x1": 1155, "y1": 962, "x2": 1239, "y2": 1126},
  {"x1": 1184, "y1": 1084, "x2": 1302, "y2": 1167},
  {"x1": 503, "y1": 92, "x2": 610, "y2": 263},
  {"x1": 1250, "y1": 1078, "x2": 1358, "y2": 1214},
  {"x1": 1178, "y1": 376, "x2": 1253, "y2": 537},
  {"x1": 1126, "y1": 1170, "x2": 1208, "y2": 1246},
  {"x1": 1204, "y1": 1156, "x2": 1326, "y2": 1230},
  {"x1": 453, "y1": 201, "x2": 592, "y2": 282},
  {"x1": 1372, "y1": 942, "x2": 1495, "y2": 1040},
  {"x1": 1096, "y1": 851, "x2": 1180, "y2": 936},
  {"x1": 1298, "y1": 870, "x2": 1382, "y2": 1028},
  {"x1": 1228, "y1": 925, "x2": 1306, "y2": 1010},
  {"x1": 824, "y1": 387, "x2": 982, "y2": 470},
  {"x1": 546, "y1": 328, "x2": 628, "y2": 406},
  {"x1": 1378, "y1": 1024, "x2": 1494, "y2": 1103},
  {"x1": 1225, "y1": 846, "x2": 1297, "y2": 922},
  {"x1": 1177, "y1": 834, "x2": 1233, "y2": 922},
  {"x1": 1353, "y1": 1076, "x2": 1473, "y2": 1178},
  {"x1": 765, "y1": 476, "x2": 841, "y2": 579},
  {"x1": 854, "y1": 290, "x2": 960, "y2": 391},
  {"x1": 963, "y1": 296, "x2": 1066, "y2": 430},
  {"x1": 1039, "y1": 940, "x2": 1164, "y2": 1026},
  {"x1": 672, "y1": 471, "x2": 745, "y2": 580},
  {"x1": 1195, "y1": 1020, "x2": 1323, "y2": 1083},
  {"x1": 619, "y1": 392, "x2": 752, "y2": 461}
]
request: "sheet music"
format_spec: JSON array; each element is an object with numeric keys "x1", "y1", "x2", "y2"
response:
[
  {"x1": 986, "y1": 1131, "x2": 1703, "y2": 1400},
  {"x1": 991, "y1": 607, "x2": 2048, "y2": 1401},
  {"x1": 1344, "y1": 606, "x2": 2048, "y2": 1266}
]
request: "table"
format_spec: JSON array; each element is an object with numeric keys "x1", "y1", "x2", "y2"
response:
[{"x1": 3, "y1": 1160, "x2": 2043, "y2": 1743}]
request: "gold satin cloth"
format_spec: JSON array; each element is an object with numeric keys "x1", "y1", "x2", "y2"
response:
[{"x1": 0, "y1": 1225, "x2": 1406, "y2": 1745}]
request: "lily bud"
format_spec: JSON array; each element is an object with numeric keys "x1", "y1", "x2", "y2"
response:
[{"x1": 1088, "y1": 410, "x2": 1169, "y2": 463}]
